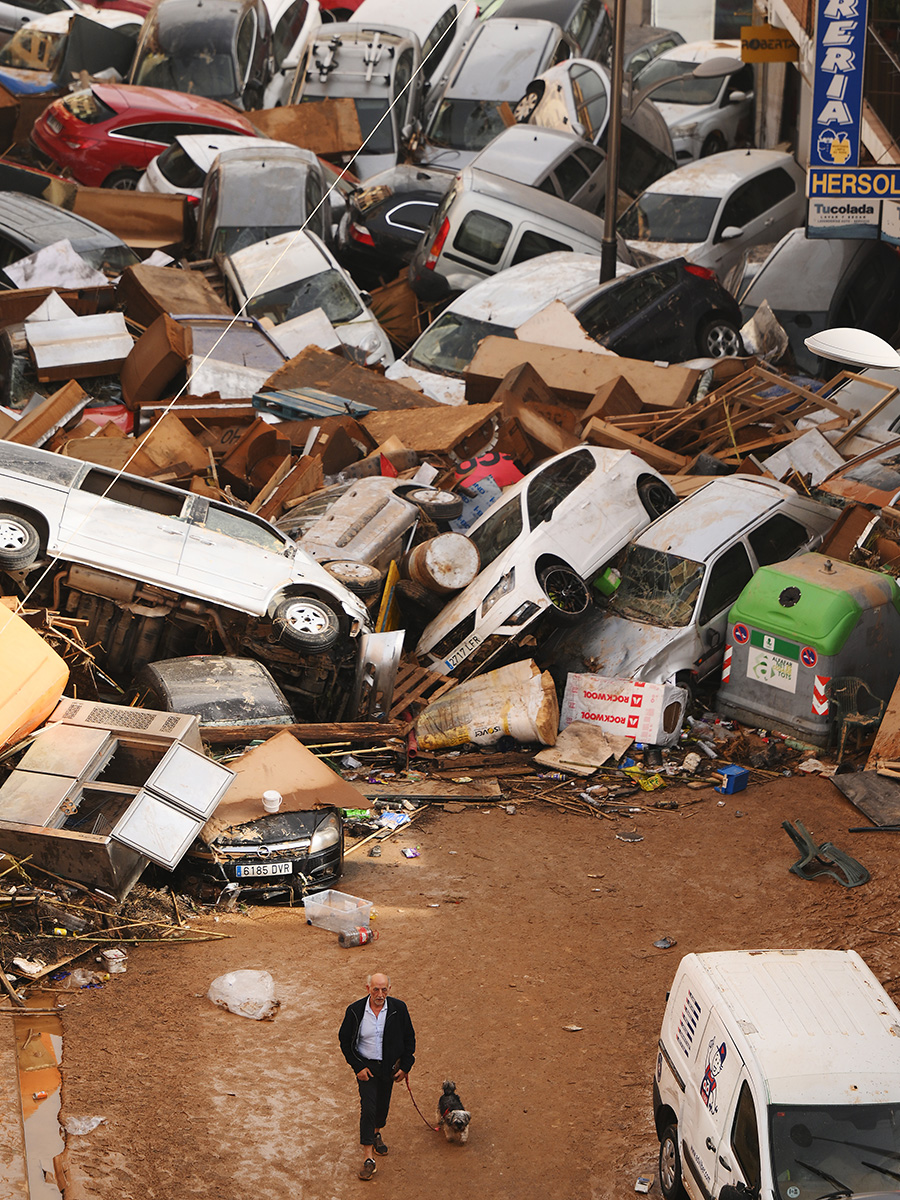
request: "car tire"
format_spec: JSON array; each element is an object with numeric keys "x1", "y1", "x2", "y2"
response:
[
  {"x1": 698, "y1": 317, "x2": 743, "y2": 358},
  {"x1": 538, "y1": 564, "x2": 591, "y2": 624},
  {"x1": 513, "y1": 81, "x2": 545, "y2": 122},
  {"x1": 325, "y1": 560, "x2": 384, "y2": 597},
  {"x1": 0, "y1": 512, "x2": 40, "y2": 570},
  {"x1": 404, "y1": 487, "x2": 464, "y2": 521},
  {"x1": 637, "y1": 475, "x2": 677, "y2": 520},
  {"x1": 103, "y1": 168, "x2": 141, "y2": 190},
  {"x1": 273, "y1": 596, "x2": 341, "y2": 652},
  {"x1": 675, "y1": 670, "x2": 695, "y2": 711},
  {"x1": 395, "y1": 577, "x2": 446, "y2": 619},
  {"x1": 700, "y1": 131, "x2": 726, "y2": 157},
  {"x1": 658, "y1": 1125, "x2": 687, "y2": 1200}
]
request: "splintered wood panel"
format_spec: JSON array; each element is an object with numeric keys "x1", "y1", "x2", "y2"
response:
[
  {"x1": 264, "y1": 344, "x2": 439, "y2": 409},
  {"x1": 137, "y1": 413, "x2": 209, "y2": 474},
  {"x1": 830, "y1": 771, "x2": 900, "y2": 828},
  {"x1": 390, "y1": 661, "x2": 456, "y2": 719},
  {"x1": 361, "y1": 403, "x2": 501, "y2": 454},
  {"x1": 247, "y1": 99, "x2": 362, "y2": 154},
  {"x1": 73, "y1": 189, "x2": 189, "y2": 249},
  {"x1": 116, "y1": 264, "x2": 231, "y2": 327}
]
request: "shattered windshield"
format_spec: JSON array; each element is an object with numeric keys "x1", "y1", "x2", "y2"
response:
[
  {"x1": 407, "y1": 313, "x2": 516, "y2": 375},
  {"x1": 428, "y1": 98, "x2": 509, "y2": 151},
  {"x1": 618, "y1": 192, "x2": 719, "y2": 242},
  {"x1": 610, "y1": 544, "x2": 704, "y2": 627},
  {"x1": 633, "y1": 57, "x2": 724, "y2": 105},
  {"x1": 770, "y1": 1101, "x2": 900, "y2": 1200},
  {"x1": 468, "y1": 497, "x2": 524, "y2": 569},
  {"x1": 244, "y1": 268, "x2": 363, "y2": 325}
]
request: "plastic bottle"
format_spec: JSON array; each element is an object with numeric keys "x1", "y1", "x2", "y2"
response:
[{"x1": 338, "y1": 927, "x2": 379, "y2": 948}]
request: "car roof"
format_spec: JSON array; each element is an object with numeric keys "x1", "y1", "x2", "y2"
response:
[
  {"x1": 623, "y1": 24, "x2": 683, "y2": 52},
  {"x1": 170, "y1": 132, "x2": 271, "y2": 169},
  {"x1": 445, "y1": 250, "x2": 631, "y2": 324},
  {"x1": 634, "y1": 476, "x2": 798, "y2": 559},
  {"x1": 458, "y1": 164, "x2": 607, "y2": 234},
  {"x1": 352, "y1": 0, "x2": 460, "y2": 37},
  {"x1": 227, "y1": 228, "x2": 335, "y2": 291},
  {"x1": 741, "y1": 228, "x2": 870, "y2": 310},
  {"x1": 145, "y1": 0, "x2": 257, "y2": 39},
  {"x1": 657, "y1": 37, "x2": 741, "y2": 63},
  {"x1": 91, "y1": 82, "x2": 258, "y2": 124},
  {"x1": 215, "y1": 143, "x2": 319, "y2": 169},
  {"x1": 444, "y1": 17, "x2": 564, "y2": 97},
  {"x1": 0, "y1": 191, "x2": 130, "y2": 252},
  {"x1": 484, "y1": 0, "x2": 586, "y2": 22},
  {"x1": 469, "y1": 125, "x2": 598, "y2": 181},
  {"x1": 642, "y1": 149, "x2": 799, "y2": 197}
]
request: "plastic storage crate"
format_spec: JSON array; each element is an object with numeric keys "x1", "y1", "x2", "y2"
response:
[{"x1": 303, "y1": 889, "x2": 372, "y2": 932}]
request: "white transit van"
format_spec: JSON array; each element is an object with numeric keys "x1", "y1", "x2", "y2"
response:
[{"x1": 653, "y1": 949, "x2": 900, "y2": 1200}]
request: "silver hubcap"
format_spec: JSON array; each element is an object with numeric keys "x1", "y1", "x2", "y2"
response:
[
  {"x1": 660, "y1": 1137, "x2": 677, "y2": 1193},
  {"x1": 0, "y1": 520, "x2": 28, "y2": 551},
  {"x1": 283, "y1": 602, "x2": 329, "y2": 634},
  {"x1": 706, "y1": 324, "x2": 741, "y2": 356}
]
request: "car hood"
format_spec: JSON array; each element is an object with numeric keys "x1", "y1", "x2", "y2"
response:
[
  {"x1": 205, "y1": 808, "x2": 329, "y2": 846},
  {"x1": 654, "y1": 100, "x2": 714, "y2": 128},
  {"x1": 554, "y1": 612, "x2": 688, "y2": 684}
]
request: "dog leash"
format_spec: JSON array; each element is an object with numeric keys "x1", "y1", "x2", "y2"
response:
[{"x1": 405, "y1": 1077, "x2": 440, "y2": 1133}]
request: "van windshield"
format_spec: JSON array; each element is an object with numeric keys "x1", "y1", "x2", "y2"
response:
[
  {"x1": 609, "y1": 544, "x2": 704, "y2": 627},
  {"x1": 769, "y1": 1101, "x2": 900, "y2": 1200},
  {"x1": 407, "y1": 313, "x2": 516, "y2": 375}
]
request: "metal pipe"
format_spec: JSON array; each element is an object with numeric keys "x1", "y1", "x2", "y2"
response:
[{"x1": 601, "y1": 0, "x2": 628, "y2": 283}]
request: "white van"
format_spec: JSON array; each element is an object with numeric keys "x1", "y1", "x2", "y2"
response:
[{"x1": 654, "y1": 949, "x2": 900, "y2": 1200}]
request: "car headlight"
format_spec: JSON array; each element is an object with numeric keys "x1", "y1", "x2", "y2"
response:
[
  {"x1": 481, "y1": 569, "x2": 515, "y2": 616},
  {"x1": 671, "y1": 122, "x2": 699, "y2": 137},
  {"x1": 310, "y1": 815, "x2": 341, "y2": 853}
]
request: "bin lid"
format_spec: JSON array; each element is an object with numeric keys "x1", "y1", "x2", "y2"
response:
[{"x1": 728, "y1": 553, "x2": 900, "y2": 656}]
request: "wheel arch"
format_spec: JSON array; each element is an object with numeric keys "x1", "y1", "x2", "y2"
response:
[{"x1": 655, "y1": 1102, "x2": 678, "y2": 1141}]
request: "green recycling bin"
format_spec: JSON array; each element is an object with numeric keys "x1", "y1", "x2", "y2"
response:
[{"x1": 716, "y1": 553, "x2": 900, "y2": 746}]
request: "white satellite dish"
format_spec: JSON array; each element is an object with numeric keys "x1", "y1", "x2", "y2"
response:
[{"x1": 804, "y1": 328, "x2": 900, "y2": 369}]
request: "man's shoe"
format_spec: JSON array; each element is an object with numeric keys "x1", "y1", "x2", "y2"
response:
[
  {"x1": 373, "y1": 1133, "x2": 388, "y2": 1156},
  {"x1": 358, "y1": 1159, "x2": 377, "y2": 1181}
]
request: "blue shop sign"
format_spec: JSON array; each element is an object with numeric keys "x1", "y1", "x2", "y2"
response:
[{"x1": 809, "y1": 0, "x2": 869, "y2": 168}]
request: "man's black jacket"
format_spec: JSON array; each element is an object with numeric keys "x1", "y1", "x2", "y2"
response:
[{"x1": 339, "y1": 996, "x2": 416, "y2": 1075}]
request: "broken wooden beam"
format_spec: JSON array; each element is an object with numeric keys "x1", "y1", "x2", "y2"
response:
[{"x1": 200, "y1": 721, "x2": 409, "y2": 746}]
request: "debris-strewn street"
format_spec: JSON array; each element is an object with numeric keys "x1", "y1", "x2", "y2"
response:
[{"x1": 46, "y1": 776, "x2": 900, "y2": 1200}]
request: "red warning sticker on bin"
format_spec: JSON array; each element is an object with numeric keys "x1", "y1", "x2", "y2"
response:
[
  {"x1": 800, "y1": 646, "x2": 817, "y2": 668},
  {"x1": 733, "y1": 623, "x2": 749, "y2": 644}
]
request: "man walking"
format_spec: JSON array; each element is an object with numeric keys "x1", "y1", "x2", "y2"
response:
[{"x1": 339, "y1": 972, "x2": 416, "y2": 1181}]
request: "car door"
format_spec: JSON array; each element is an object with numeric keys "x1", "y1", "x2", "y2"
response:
[
  {"x1": 715, "y1": 1078, "x2": 762, "y2": 1198},
  {"x1": 693, "y1": 540, "x2": 754, "y2": 679},
  {"x1": 678, "y1": 1010, "x2": 746, "y2": 1200},
  {"x1": 577, "y1": 263, "x2": 683, "y2": 359},
  {"x1": 711, "y1": 171, "x2": 796, "y2": 276}
]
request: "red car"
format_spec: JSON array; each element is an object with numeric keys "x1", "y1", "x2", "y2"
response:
[{"x1": 30, "y1": 83, "x2": 261, "y2": 189}]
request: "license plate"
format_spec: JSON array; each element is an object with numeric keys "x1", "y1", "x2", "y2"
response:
[
  {"x1": 46, "y1": 114, "x2": 62, "y2": 133},
  {"x1": 446, "y1": 633, "x2": 481, "y2": 669},
  {"x1": 236, "y1": 861, "x2": 292, "y2": 877}
]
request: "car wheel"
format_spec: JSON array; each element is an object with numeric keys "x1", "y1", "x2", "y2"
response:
[
  {"x1": 404, "y1": 487, "x2": 464, "y2": 521},
  {"x1": 0, "y1": 512, "x2": 40, "y2": 570},
  {"x1": 103, "y1": 168, "x2": 142, "y2": 190},
  {"x1": 658, "y1": 1125, "x2": 687, "y2": 1200},
  {"x1": 699, "y1": 317, "x2": 743, "y2": 358},
  {"x1": 273, "y1": 596, "x2": 341, "y2": 652},
  {"x1": 513, "y1": 81, "x2": 545, "y2": 122},
  {"x1": 637, "y1": 475, "x2": 677, "y2": 520},
  {"x1": 700, "y1": 131, "x2": 726, "y2": 157},
  {"x1": 325, "y1": 560, "x2": 384, "y2": 598},
  {"x1": 538, "y1": 564, "x2": 591, "y2": 625}
]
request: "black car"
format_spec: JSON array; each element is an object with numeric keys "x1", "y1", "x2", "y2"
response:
[
  {"x1": 574, "y1": 257, "x2": 744, "y2": 360},
  {"x1": 338, "y1": 163, "x2": 453, "y2": 286},
  {"x1": 129, "y1": 0, "x2": 273, "y2": 110},
  {"x1": 0, "y1": 191, "x2": 138, "y2": 287}
]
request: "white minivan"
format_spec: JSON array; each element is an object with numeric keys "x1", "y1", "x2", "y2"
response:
[{"x1": 654, "y1": 949, "x2": 900, "y2": 1200}]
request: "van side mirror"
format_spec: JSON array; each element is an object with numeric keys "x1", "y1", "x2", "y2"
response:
[{"x1": 706, "y1": 628, "x2": 722, "y2": 650}]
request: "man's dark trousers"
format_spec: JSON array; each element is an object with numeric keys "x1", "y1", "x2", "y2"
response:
[{"x1": 357, "y1": 1057, "x2": 394, "y2": 1144}]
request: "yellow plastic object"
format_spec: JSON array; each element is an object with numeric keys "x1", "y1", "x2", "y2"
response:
[{"x1": 0, "y1": 603, "x2": 69, "y2": 752}]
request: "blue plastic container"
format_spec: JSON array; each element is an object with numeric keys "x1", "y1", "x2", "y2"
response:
[{"x1": 715, "y1": 764, "x2": 749, "y2": 795}]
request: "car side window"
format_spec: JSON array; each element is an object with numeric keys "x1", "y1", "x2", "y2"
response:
[
  {"x1": 422, "y1": 8, "x2": 456, "y2": 73},
  {"x1": 571, "y1": 62, "x2": 607, "y2": 139},
  {"x1": 754, "y1": 167, "x2": 797, "y2": 210},
  {"x1": 526, "y1": 449, "x2": 595, "y2": 527},
  {"x1": 453, "y1": 209, "x2": 511, "y2": 264},
  {"x1": 305, "y1": 172, "x2": 323, "y2": 234},
  {"x1": 237, "y1": 11, "x2": 256, "y2": 81},
  {"x1": 575, "y1": 144, "x2": 604, "y2": 173},
  {"x1": 730, "y1": 1082, "x2": 760, "y2": 1187},
  {"x1": 567, "y1": 0, "x2": 591, "y2": 49},
  {"x1": 578, "y1": 265, "x2": 679, "y2": 336},
  {"x1": 716, "y1": 180, "x2": 763, "y2": 238},
  {"x1": 0, "y1": 233, "x2": 26, "y2": 269},
  {"x1": 80, "y1": 470, "x2": 186, "y2": 517},
  {"x1": 553, "y1": 153, "x2": 591, "y2": 201},
  {"x1": 510, "y1": 229, "x2": 572, "y2": 265},
  {"x1": 748, "y1": 513, "x2": 810, "y2": 566},
  {"x1": 393, "y1": 47, "x2": 414, "y2": 107},
  {"x1": 629, "y1": 47, "x2": 652, "y2": 74},
  {"x1": 727, "y1": 63, "x2": 754, "y2": 97},
  {"x1": 112, "y1": 122, "x2": 170, "y2": 143},
  {"x1": 698, "y1": 541, "x2": 753, "y2": 625},
  {"x1": 386, "y1": 200, "x2": 437, "y2": 232}
]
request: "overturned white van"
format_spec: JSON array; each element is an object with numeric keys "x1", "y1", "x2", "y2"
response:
[{"x1": 653, "y1": 949, "x2": 900, "y2": 1200}]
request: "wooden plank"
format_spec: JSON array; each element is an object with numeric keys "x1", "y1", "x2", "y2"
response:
[
  {"x1": 581, "y1": 416, "x2": 690, "y2": 471},
  {"x1": 247, "y1": 99, "x2": 363, "y2": 155},
  {"x1": 201, "y1": 721, "x2": 408, "y2": 746},
  {"x1": 866, "y1": 670, "x2": 900, "y2": 770}
]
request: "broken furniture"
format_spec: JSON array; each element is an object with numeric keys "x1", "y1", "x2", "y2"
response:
[
  {"x1": 825, "y1": 677, "x2": 887, "y2": 765},
  {"x1": 0, "y1": 698, "x2": 234, "y2": 900},
  {"x1": 781, "y1": 819, "x2": 870, "y2": 887}
]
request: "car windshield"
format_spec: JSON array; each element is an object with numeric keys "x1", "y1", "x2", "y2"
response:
[
  {"x1": 157, "y1": 143, "x2": 206, "y2": 188},
  {"x1": 634, "y1": 57, "x2": 724, "y2": 105},
  {"x1": 427, "y1": 98, "x2": 509, "y2": 151},
  {"x1": 79, "y1": 243, "x2": 141, "y2": 274},
  {"x1": 770, "y1": 1101, "x2": 900, "y2": 1200},
  {"x1": 244, "y1": 267, "x2": 363, "y2": 324},
  {"x1": 0, "y1": 26, "x2": 67, "y2": 71},
  {"x1": 213, "y1": 225, "x2": 298, "y2": 257},
  {"x1": 354, "y1": 98, "x2": 394, "y2": 154},
  {"x1": 618, "y1": 193, "x2": 720, "y2": 242},
  {"x1": 133, "y1": 49, "x2": 238, "y2": 99},
  {"x1": 407, "y1": 313, "x2": 516, "y2": 375},
  {"x1": 610, "y1": 544, "x2": 705, "y2": 627},
  {"x1": 468, "y1": 497, "x2": 524, "y2": 569}
]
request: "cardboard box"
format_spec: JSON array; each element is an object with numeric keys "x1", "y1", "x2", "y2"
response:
[
  {"x1": 116, "y1": 264, "x2": 231, "y2": 328},
  {"x1": 120, "y1": 314, "x2": 191, "y2": 410},
  {"x1": 560, "y1": 674, "x2": 688, "y2": 748}
]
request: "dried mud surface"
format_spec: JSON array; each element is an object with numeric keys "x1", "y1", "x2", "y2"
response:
[{"x1": 57, "y1": 775, "x2": 900, "y2": 1200}]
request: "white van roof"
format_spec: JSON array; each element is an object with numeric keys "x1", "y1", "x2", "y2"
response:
[{"x1": 685, "y1": 950, "x2": 900, "y2": 1105}]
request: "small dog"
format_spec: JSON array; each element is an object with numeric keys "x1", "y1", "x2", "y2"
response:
[{"x1": 437, "y1": 1079, "x2": 471, "y2": 1144}]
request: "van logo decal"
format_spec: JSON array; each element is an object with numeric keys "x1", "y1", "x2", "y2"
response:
[
  {"x1": 675, "y1": 989, "x2": 701, "y2": 1057},
  {"x1": 700, "y1": 1039, "x2": 727, "y2": 1114}
]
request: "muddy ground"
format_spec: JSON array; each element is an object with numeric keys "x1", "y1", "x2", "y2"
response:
[{"x1": 55, "y1": 773, "x2": 899, "y2": 1200}]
